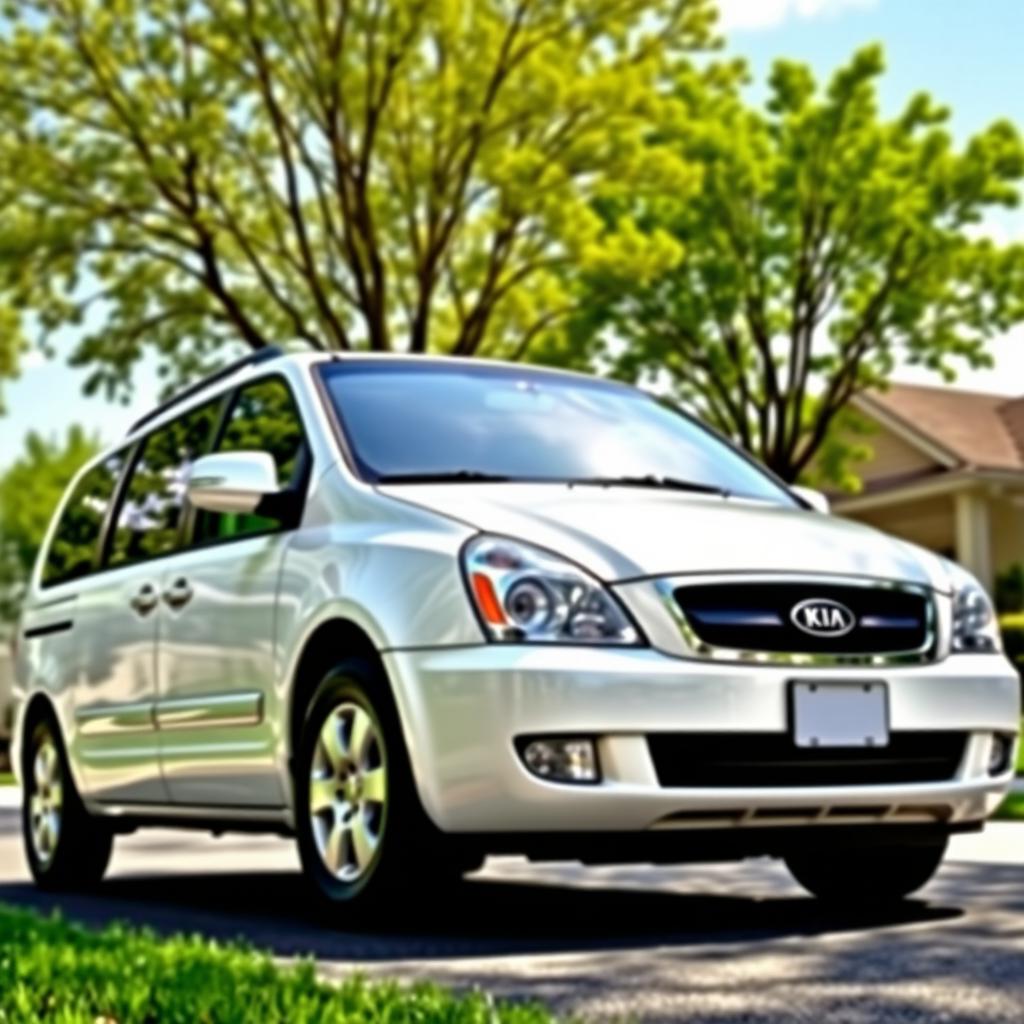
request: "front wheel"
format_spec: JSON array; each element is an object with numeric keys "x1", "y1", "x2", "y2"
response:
[
  {"x1": 785, "y1": 837, "x2": 948, "y2": 905},
  {"x1": 294, "y1": 659, "x2": 460, "y2": 911},
  {"x1": 22, "y1": 712, "x2": 113, "y2": 890}
]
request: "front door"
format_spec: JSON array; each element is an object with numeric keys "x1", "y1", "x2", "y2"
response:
[
  {"x1": 155, "y1": 535, "x2": 289, "y2": 807},
  {"x1": 155, "y1": 375, "x2": 309, "y2": 807}
]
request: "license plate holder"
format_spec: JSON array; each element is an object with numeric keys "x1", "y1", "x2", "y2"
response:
[{"x1": 790, "y1": 681, "x2": 889, "y2": 749}]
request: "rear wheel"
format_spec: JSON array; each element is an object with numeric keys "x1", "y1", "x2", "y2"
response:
[
  {"x1": 22, "y1": 712, "x2": 113, "y2": 890},
  {"x1": 294, "y1": 658, "x2": 462, "y2": 911},
  {"x1": 785, "y1": 838, "x2": 948, "y2": 905}
]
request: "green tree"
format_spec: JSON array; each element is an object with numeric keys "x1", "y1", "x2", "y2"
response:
[
  {"x1": 0, "y1": 0, "x2": 713, "y2": 398},
  {"x1": 576, "y1": 46, "x2": 1024, "y2": 485},
  {"x1": 0, "y1": 313, "x2": 20, "y2": 414},
  {"x1": 0, "y1": 428, "x2": 99, "y2": 622}
]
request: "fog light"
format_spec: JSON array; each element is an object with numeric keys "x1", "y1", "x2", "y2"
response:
[
  {"x1": 521, "y1": 738, "x2": 600, "y2": 784},
  {"x1": 988, "y1": 733, "x2": 1015, "y2": 777}
]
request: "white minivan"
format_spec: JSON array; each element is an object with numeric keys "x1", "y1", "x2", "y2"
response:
[{"x1": 12, "y1": 349, "x2": 1020, "y2": 909}]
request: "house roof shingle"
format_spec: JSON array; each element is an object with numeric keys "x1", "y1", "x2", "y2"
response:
[{"x1": 862, "y1": 382, "x2": 1024, "y2": 472}]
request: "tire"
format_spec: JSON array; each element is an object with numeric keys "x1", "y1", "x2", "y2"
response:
[
  {"x1": 785, "y1": 837, "x2": 948, "y2": 905},
  {"x1": 22, "y1": 711, "x2": 113, "y2": 890},
  {"x1": 293, "y1": 658, "x2": 460, "y2": 911}
]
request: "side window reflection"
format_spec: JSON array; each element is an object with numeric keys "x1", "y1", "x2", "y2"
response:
[
  {"x1": 195, "y1": 378, "x2": 307, "y2": 544},
  {"x1": 109, "y1": 402, "x2": 220, "y2": 568},
  {"x1": 42, "y1": 450, "x2": 129, "y2": 586}
]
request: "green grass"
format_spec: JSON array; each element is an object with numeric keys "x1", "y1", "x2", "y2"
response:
[
  {"x1": 0, "y1": 773, "x2": 14, "y2": 787},
  {"x1": 0, "y1": 904, "x2": 562, "y2": 1024},
  {"x1": 995, "y1": 792, "x2": 1024, "y2": 822}
]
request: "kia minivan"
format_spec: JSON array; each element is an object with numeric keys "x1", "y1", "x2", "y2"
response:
[{"x1": 12, "y1": 349, "x2": 1020, "y2": 908}]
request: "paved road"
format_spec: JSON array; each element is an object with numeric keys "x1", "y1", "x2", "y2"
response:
[{"x1": 2, "y1": 790, "x2": 1024, "y2": 1022}]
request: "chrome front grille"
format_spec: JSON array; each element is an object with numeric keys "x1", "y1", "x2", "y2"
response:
[{"x1": 658, "y1": 576, "x2": 938, "y2": 666}]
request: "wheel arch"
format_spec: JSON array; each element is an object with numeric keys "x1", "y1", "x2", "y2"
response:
[
  {"x1": 15, "y1": 691, "x2": 80, "y2": 794},
  {"x1": 19, "y1": 692, "x2": 62, "y2": 757},
  {"x1": 286, "y1": 617, "x2": 394, "y2": 769}
]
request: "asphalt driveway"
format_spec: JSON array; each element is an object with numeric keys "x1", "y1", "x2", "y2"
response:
[{"x1": 2, "y1": 789, "x2": 1023, "y2": 1022}]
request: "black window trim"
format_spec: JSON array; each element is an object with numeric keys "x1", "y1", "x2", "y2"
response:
[
  {"x1": 38, "y1": 443, "x2": 138, "y2": 591},
  {"x1": 100, "y1": 393, "x2": 231, "y2": 574},
  {"x1": 95, "y1": 371, "x2": 313, "y2": 572},
  {"x1": 38, "y1": 370, "x2": 314, "y2": 590},
  {"x1": 180, "y1": 371, "x2": 313, "y2": 554}
]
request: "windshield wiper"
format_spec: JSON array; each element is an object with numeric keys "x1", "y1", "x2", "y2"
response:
[
  {"x1": 375, "y1": 470, "x2": 731, "y2": 496},
  {"x1": 566, "y1": 474, "x2": 731, "y2": 498},
  {"x1": 376, "y1": 470, "x2": 513, "y2": 484}
]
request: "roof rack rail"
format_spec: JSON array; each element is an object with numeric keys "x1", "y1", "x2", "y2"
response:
[{"x1": 128, "y1": 345, "x2": 286, "y2": 435}]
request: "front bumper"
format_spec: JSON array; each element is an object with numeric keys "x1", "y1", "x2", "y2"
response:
[{"x1": 383, "y1": 646, "x2": 1020, "y2": 834}]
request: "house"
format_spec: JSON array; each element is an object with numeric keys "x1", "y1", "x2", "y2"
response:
[{"x1": 834, "y1": 383, "x2": 1024, "y2": 597}]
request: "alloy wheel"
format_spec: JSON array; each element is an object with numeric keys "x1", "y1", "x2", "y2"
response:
[
  {"x1": 309, "y1": 702, "x2": 388, "y2": 882},
  {"x1": 28, "y1": 735, "x2": 63, "y2": 867}
]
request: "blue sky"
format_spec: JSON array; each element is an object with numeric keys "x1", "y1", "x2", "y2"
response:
[{"x1": 1, "y1": 0, "x2": 1023, "y2": 468}]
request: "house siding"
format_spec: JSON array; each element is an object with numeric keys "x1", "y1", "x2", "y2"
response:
[
  {"x1": 860, "y1": 423, "x2": 938, "y2": 482},
  {"x1": 991, "y1": 495, "x2": 1024, "y2": 579},
  {"x1": 850, "y1": 495, "x2": 956, "y2": 558}
]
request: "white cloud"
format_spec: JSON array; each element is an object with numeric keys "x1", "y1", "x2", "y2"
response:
[
  {"x1": 892, "y1": 324, "x2": 1024, "y2": 397},
  {"x1": 19, "y1": 347, "x2": 46, "y2": 372},
  {"x1": 716, "y1": 0, "x2": 879, "y2": 32}
]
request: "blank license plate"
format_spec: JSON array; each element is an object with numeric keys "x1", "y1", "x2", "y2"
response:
[{"x1": 791, "y1": 682, "x2": 889, "y2": 748}]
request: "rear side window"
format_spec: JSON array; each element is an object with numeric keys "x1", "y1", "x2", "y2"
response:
[
  {"x1": 42, "y1": 450, "x2": 129, "y2": 587},
  {"x1": 194, "y1": 377, "x2": 307, "y2": 544},
  {"x1": 108, "y1": 400, "x2": 222, "y2": 568}
]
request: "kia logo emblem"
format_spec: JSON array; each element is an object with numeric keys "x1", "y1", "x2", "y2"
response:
[{"x1": 791, "y1": 598, "x2": 856, "y2": 637}]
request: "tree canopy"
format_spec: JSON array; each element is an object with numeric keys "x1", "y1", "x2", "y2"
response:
[
  {"x1": 0, "y1": 427, "x2": 99, "y2": 623},
  {"x1": 1, "y1": 8, "x2": 1022, "y2": 490},
  {"x1": 0, "y1": 0, "x2": 713, "y2": 399},
  {"x1": 576, "y1": 46, "x2": 1024, "y2": 485}
]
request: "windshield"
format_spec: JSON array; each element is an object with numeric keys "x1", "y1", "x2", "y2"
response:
[{"x1": 319, "y1": 361, "x2": 797, "y2": 506}]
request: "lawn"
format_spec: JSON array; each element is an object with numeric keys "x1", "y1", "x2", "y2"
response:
[
  {"x1": 0, "y1": 904, "x2": 560, "y2": 1023},
  {"x1": 995, "y1": 792, "x2": 1024, "y2": 822},
  {"x1": 0, "y1": 773, "x2": 14, "y2": 787}
]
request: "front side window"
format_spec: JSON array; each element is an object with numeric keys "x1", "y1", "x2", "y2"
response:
[
  {"x1": 194, "y1": 377, "x2": 307, "y2": 544},
  {"x1": 319, "y1": 362, "x2": 797, "y2": 506},
  {"x1": 108, "y1": 401, "x2": 221, "y2": 568},
  {"x1": 42, "y1": 449, "x2": 130, "y2": 587}
]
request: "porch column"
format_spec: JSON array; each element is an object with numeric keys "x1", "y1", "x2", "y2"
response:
[{"x1": 954, "y1": 489, "x2": 994, "y2": 594}]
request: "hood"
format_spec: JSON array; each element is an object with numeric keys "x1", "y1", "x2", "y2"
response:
[{"x1": 378, "y1": 483, "x2": 953, "y2": 592}]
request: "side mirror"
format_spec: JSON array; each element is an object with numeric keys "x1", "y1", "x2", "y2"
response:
[
  {"x1": 791, "y1": 485, "x2": 831, "y2": 515},
  {"x1": 186, "y1": 451, "x2": 279, "y2": 515}
]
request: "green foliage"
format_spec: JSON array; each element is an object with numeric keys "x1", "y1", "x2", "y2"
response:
[
  {"x1": 0, "y1": 0, "x2": 715, "y2": 398},
  {"x1": 0, "y1": 427, "x2": 99, "y2": 622},
  {"x1": 576, "y1": 45, "x2": 1024, "y2": 483},
  {"x1": 995, "y1": 792, "x2": 1024, "y2": 819},
  {"x1": 1000, "y1": 613, "x2": 1024, "y2": 680},
  {"x1": 0, "y1": 904, "x2": 560, "y2": 1024},
  {"x1": 996, "y1": 564, "x2": 1024, "y2": 614},
  {"x1": 0, "y1": 309, "x2": 21, "y2": 412}
]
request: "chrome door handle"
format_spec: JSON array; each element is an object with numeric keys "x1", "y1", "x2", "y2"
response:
[
  {"x1": 130, "y1": 584, "x2": 160, "y2": 616},
  {"x1": 163, "y1": 578, "x2": 194, "y2": 609}
]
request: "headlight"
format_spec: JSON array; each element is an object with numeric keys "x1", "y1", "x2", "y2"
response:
[
  {"x1": 949, "y1": 565, "x2": 1001, "y2": 654},
  {"x1": 462, "y1": 535, "x2": 641, "y2": 645}
]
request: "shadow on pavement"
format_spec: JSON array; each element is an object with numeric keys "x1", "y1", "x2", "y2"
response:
[{"x1": 0, "y1": 865, "x2": 960, "y2": 962}]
